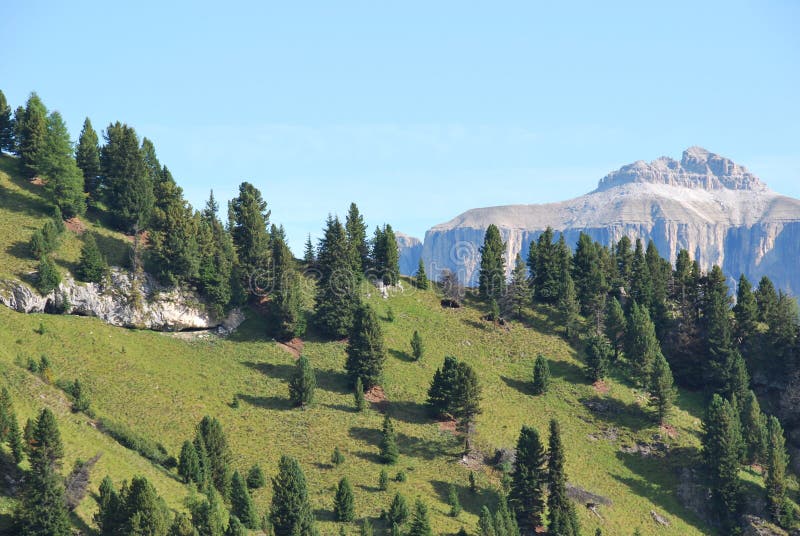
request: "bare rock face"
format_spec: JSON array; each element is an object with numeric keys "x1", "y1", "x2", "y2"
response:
[
  {"x1": 0, "y1": 268, "x2": 242, "y2": 332},
  {"x1": 395, "y1": 232, "x2": 422, "y2": 276},
  {"x1": 407, "y1": 148, "x2": 800, "y2": 292}
]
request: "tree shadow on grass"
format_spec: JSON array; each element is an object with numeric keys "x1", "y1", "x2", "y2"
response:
[
  {"x1": 237, "y1": 393, "x2": 292, "y2": 411},
  {"x1": 429, "y1": 480, "x2": 496, "y2": 516},
  {"x1": 548, "y1": 359, "x2": 587, "y2": 384},
  {"x1": 313, "y1": 508, "x2": 336, "y2": 523},
  {"x1": 500, "y1": 375, "x2": 532, "y2": 396},
  {"x1": 389, "y1": 348, "x2": 416, "y2": 363},
  {"x1": 323, "y1": 403, "x2": 357, "y2": 413},
  {"x1": 578, "y1": 395, "x2": 651, "y2": 432},
  {"x1": 243, "y1": 361, "x2": 351, "y2": 395},
  {"x1": 353, "y1": 450, "x2": 384, "y2": 464},
  {"x1": 462, "y1": 318, "x2": 492, "y2": 332},
  {"x1": 349, "y1": 426, "x2": 381, "y2": 447},
  {"x1": 387, "y1": 400, "x2": 431, "y2": 425},
  {"x1": 243, "y1": 361, "x2": 294, "y2": 380},
  {"x1": 397, "y1": 432, "x2": 460, "y2": 461}
]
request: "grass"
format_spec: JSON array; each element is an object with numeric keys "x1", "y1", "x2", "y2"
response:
[{"x1": 0, "y1": 153, "x2": 782, "y2": 535}]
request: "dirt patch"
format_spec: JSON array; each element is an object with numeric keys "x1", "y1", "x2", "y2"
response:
[
  {"x1": 123, "y1": 230, "x2": 149, "y2": 246},
  {"x1": 592, "y1": 380, "x2": 609, "y2": 395},
  {"x1": 660, "y1": 423, "x2": 678, "y2": 439},
  {"x1": 30, "y1": 177, "x2": 45, "y2": 186},
  {"x1": 587, "y1": 426, "x2": 619, "y2": 442},
  {"x1": 277, "y1": 338, "x2": 304, "y2": 359},
  {"x1": 438, "y1": 419, "x2": 458, "y2": 434},
  {"x1": 65, "y1": 217, "x2": 86, "y2": 234},
  {"x1": 366, "y1": 385, "x2": 389, "y2": 412}
]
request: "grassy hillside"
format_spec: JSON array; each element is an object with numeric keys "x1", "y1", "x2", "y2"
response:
[{"x1": 0, "y1": 152, "x2": 777, "y2": 536}]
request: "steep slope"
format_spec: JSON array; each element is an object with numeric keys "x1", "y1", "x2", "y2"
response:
[{"x1": 411, "y1": 148, "x2": 800, "y2": 290}]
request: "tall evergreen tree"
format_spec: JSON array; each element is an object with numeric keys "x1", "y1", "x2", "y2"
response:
[
  {"x1": 198, "y1": 191, "x2": 236, "y2": 317},
  {"x1": 196, "y1": 416, "x2": 232, "y2": 497},
  {"x1": 18, "y1": 93, "x2": 48, "y2": 177},
  {"x1": 269, "y1": 229, "x2": 306, "y2": 340},
  {"x1": 371, "y1": 224, "x2": 400, "y2": 285},
  {"x1": 231, "y1": 470, "x2": 258, "y2": 529},
  {"x1": 289, "y1": 355, "x2": 317, "y2": 408},
  {"x1": 509, "y1": 425, "x2": 547, "y2": 532},
  {"x1": 547, "y1": 420, "x2": 580, "y2": 536},
  {"x1": 36, "y1": 255, "x2": 61, "y2": 295},
  {"x1": 170, "y1": 512, "x2": 196, "y2": 536},
  {"x1": 478, "y1": 224, "x2": 506, "y2": 301},
  {"x1": 0, "y1": 90, "x2": 12, "y2": 152},
  {"x1": 270, "y1": 455, "x2": 316, "y2": 536},
  {"x1": 504, "y1": 254, "x2": 529, "y2": 318},
  {"x1": 76, "y1": 233, "x2": 107, "y2": 283},
  {"x1": 228, "y1": 181, "x2": 270, "y2": 291},
  {"x1": 447, "y1": 483, "x2": 462, "y2": 517},
  {"x1": 741, "y1": 390, "x2": 768, "y2": 466},
  {"x1": 649, "y1": 351, "x2": 676, "y2": 424},
  {"x1": 702, "y1": 265, "x2": 735, "y2": 390},
  {"x1": 121, "y1": 476, "x2": 171, "y2": 535},
  {"x1": 178, "y1": 440, "x2": 201, "y2": 484},
  {"x1": 38, "y1": 111, "x2": 86, "y2": 216},
  {"x1": 354, "y1": 377, "x2": 366, "y2": 412},
  {"x1": 559, "y1": 264, "x2": 581, "y2": 339},
  {"x1": 532, "y1": 355, "x2": 550, "y2": 395},
  {"x1": 528, "y1": 227, "x2": 564, "y2": 304},
  {"x1": 702, "y1": 394, "x2": 742, "y2": 530},
  {"x1": 333, "y1": 477, "x2": 355, "y2": 522},
  {"x1": 733, "y1": 274, "x2": 759, "y2": 348},
  {"x1": 379, "y1": 414, "x2": 399, "y2": 465},
  {"x1": 315, "y1": 215, "x2": 359, "y2": 338},
  {"x1": 426, "y1": 356, "x2": 482, "y2": 424},
  {"x1": 345, "y1": 202, "x2": 369, "y2": 273},
  {"x1": 226, "y1": 516, "x2": 247, "y2": 536},
  {"x1": 407, "y1": 499, "x2": 432, "y2": 536},
  {"x1": 303, "y1": 234, "x2": 316, "y2": 266},
  {"x1": 604, "y1": 297, "x2": 626, "y2": 360},
  {"x1": 75, "y1": 117, "x2": 101, "y2": 198},
  {"x1": 625, "y1": 302, "x2": 662, "y2": 387},
  {"x1": 415, "y1": 258, "x2": 429, "y2": 290},
  {"x1": 95, "y1": 476, "x2": 124, "y2": 535},
  {"x1": 478, "y1": 506, "x2": 496, "y2": 536},
  {"x1": 191, "y1": 488, "x2": 226, "y2": 536},
  {"x1": 585, "y1": 334, "x2": 612, "y2": 382},
  {"x1": 572, "y1": 233, "x2": 609, "y2": 328},
  {"x1": 101, "y1": 122, "x2": 154, "y2": 231},
  {"x1": 615, "y1": 236, "x2": 634, "y2": 291},
  {"x1": 765, "y1": 416, "x2": 788, "y2": 523},
  {"x1": 387, "y1": 492, "x2": 410, "y2": 526},
  {"x1": 346, "y1": 304, "x2": 387, "y2": 389},
  {"x1": 411, "y1": 330, "x2": 424, "y2": 361},
  {"x1": 755, "y1": 276, "x2": 779, "y2": 324},
  {"x1": 629, "y1": 239, "x2": 652, "y2": 308}
]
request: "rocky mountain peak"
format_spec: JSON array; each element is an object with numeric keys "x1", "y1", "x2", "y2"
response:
[{"x1": 595, "y1": 147, "x2": 767, "y2": 192}]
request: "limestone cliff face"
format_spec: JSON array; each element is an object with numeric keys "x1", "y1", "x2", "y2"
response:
[
  {"x1": 0, "y1": 268, "x2": 243, "y2": 333},
  {"x1": 403, "y1": 148, "x2": 800, "y2": 292},
  {"x1": 395, "y1": 232, "x2": 422, "y2": 276}
]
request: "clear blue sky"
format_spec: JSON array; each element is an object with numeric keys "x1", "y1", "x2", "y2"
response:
[{"x1": 3, "y1": 1, "x2": 798, "y2": 253}]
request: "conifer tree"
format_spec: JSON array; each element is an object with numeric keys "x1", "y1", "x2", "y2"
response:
[
  {"x1": 247, "y1": 463, "x2": 266, "y2": 489},
  {"x1": 630, "y1": 239, "x2": 652, "y2": 308},
  {"x1": 387, "y1": 492, "x2": 409, "y2": 526},
  {"x1": 448, "y1": 483, "x2": 462, "y2": 517},
  {"x1": 765, "y1": 416, "x2": 788, "y2": 523},
  {"x1": 528, "y1": 227, "x2": 558, "y2": 304},
  {"x1": 316, "y1": 215, "x2": 359, "y2": 338},
  {"x1": 228, "y1": 181, "x2": 270, "y2": 286},
  {"x1": 231, "y1": 470, "x2": 258, "y2": 528},
  {"x1": 289, "y1": 355, "x2": 316, "y2": 408},
  {"x1": 346, "y1": 202, "x2": 369, "y2": 274},
  {"x1": 532, "y1": 355, "x2": 550, "y2": 395},
  {"x1": 378, "y1": 470, "x2": 389, "y2": 491},
  {"x1": 191, "y1": 487, "x2": 226, "y2": 536},
  {"x1": 496, "y1": 494, "x2": 519, "y2": 536},
  {"x1": 7, "y1": 413, "x2": 23, "y2": 463},
  {"x1": 196, "y1": 416, "x2": 232, "y2": 497},
  {"x1": 380, "y1": 414, "x2": 399, "y2": 465},
  {"x1": 101, "y1": 121, "x2": 154, "y2": 231},
  {"x1": 585, "y1": 334, "x2": 612, "y2": 382},
  {"x1": 741, "y1": 391, "x2": 768, "y2": 465},
  {"x1": 170, "y1": 512, "x2": 196, "y2": 536},
  {"x1": 333, "y1": 477, "x2": 355, "y2": 522},
  {"x1": 76, "y1": 117, "x2": 101, "y2": 198},
  {"x1": 121, "y1": 476, "x2": 171, "y2": 535},
  {"x1": 733, "y1": 274, "x2": 758, "y2": 347},
  {"x1": 649, "y1": 352, "x2": 676, "y2": 424},
  {"x1": 572, "y1": 233, "x2": 609, "y2": 327},
  {"x1": 415, "y1": 258, "x2": 429, "y2": 290},
  {"x1": 411, "y1": 330, "x2": 424, "y2": 361},
  {"x1": 96, "y1": 476, "x2": 123, "y2": 535},
  {"x1": 39, "y1": 111, "x2": 86, "y2": 216},
  {"x1": 547, "y1": 420, "x2": 580, "y2": 536},
  {"x1": 178, "y1": 440, "x2": 201, "y2": 484},
  {"x1": 702, "y1": 265, "x2": 735, "y2": 390},
  {"x1": 226, "y1": 516, "x2": 247, "y2": 536},
  {"x1": 331, "y1": 446, "x2": 345, "y2": 466},
  {"x1": 36, "y1": 255, "x2": 61, "y2": 295},
  {"x1": 270, "y1": 456, "x2": 316, "y2": 536},
  {"x1": 702, "y1": 394, "x2": 742, "y2": 530},
  {"x1": 559, "y1": 265, "x2": 581, "y2": 339},
  {"x1": 604, "y1": 297, "x2": 626, "y2": 360},
  {"x1": 755, "y1": 276, "x2": 779, "y2": 324},
  {"x1": 478, "y1": 506, "x2": 496, "y2": 536},
  {"x1": 371, "y1": 224, "x2": 400, "y2": 285},
  {"x1": 354, "y1": 377, "x2": 366, "y2": 412},
  {"x1": 724, "y1": 352, "x2": 750, "y2": 410},
  {"x1": 509, "y1": 425, "x2": 546, "y2": 532},
  {"x1": 361, "y1": 518, "x2": 374, "y2": 536},
  {"x1": 426, "y1": 356, "x2": 482, "y2": 423},
  {"x1": 504, "y1": 254, "x2": 529, "y2": 318},
  {"x1": 407, "y1": 499, "x2": 432, "y2": 536},
  {"x1": 303, "y1": 234, "x2": 316, "y2": 266},
  {"x1": 76, "y1": 233, "x2": 107, "y2": 283},
  {"x1": 625, "y1": 302, "x2": 662, "y2": 387},
  {"x1": 346, "y1": 304, "x2": 387, "y2": 389},
  {"x1": 0, "y1": 90, "x2": 12, "y2": 152},
  {"x1": 18, "y1": 93, "x2": 48, "y2": 178},
  {"x1": 479, "y1": 224, "x2": 506, "y2": 302},
  {"x1": 198, "y1": 191, "x2": 236, "y2": 317}
]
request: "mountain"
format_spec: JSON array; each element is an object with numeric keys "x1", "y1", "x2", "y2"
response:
[
  {"x1": 395, "y1": 231, "x2": 422, "y2": 276},
  {"x1": 402, "y1": 147, "x2": 800, "y2": 292}
]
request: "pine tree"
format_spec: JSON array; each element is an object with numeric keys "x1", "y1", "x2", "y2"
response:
[
  {"x1": 226, "y1": 516, "x2": 247, "y2": 536},
  {"x1": 504, "y1": 254, "x2": 529, "y2": 318},
  {"x1": 478, "y1": 224, "x2": 506, "y2": 301},
  {"x1": 7, "y1": 413, "x2": 23, "y2": 463},
  {"x1": 703, "y1": 265, "x2": 735, "y2": 391},
  {"x1": 604, "y1": 297, "x2": 626, "y2": 360},
  {"x1": 178, "y1": 440, "x2": 201, "y2": 484},
  {"x1": 231, "y1": 470, "x2": 258, "y2": 528},
  {"x1": 547, "y1": 420, "x2": 579, "y2": 536},
  {"x1": 269, "y1": 228, "x2": 306, "y2": 340},
  {"x1": 447, "y1": 483, "x2": 462, "y2": 517},
  {"x1": 228, "y1": 181, "x2": 270, "y2": 288},
  {"x1": 331, "y1": 446, "x2": 345, "y2": 466},
  {"x1": 346, "y1": 202, "x2": 369, "y2": 274},
  {"x1": 346, "y1": 304, "x2": 387, "y2": 389},
  {"x1": 477, "y1": 506, "x2": 496, "y2": 536},
  {"x1": 361, "y1": 518, "x2": 374, "y2": 536},
  {"x1": 755, "y1": 276, "x2": 779, "y2": 324},
  {"x1": 0, "y1": 90, "x2": 12, "y2": 152},
  {"x1": 625, "y1": 301, "x2": 663, "y2": 387},
  {"x1": 95, "y1": 476, "x2": 123, "y2": 535},
  {"x1": 733, "y1": 274, "x2": 758, "y2": 347},
  {"x1": 765, "y1": 416, "x2": 788, "y2": 524},
  {"x1": 378, "y1": 470, "x2": 389, "y2": 491},
  {"x1": 426, "y1": 356, "x2": 482, "y2": 424},
  {"x1": 741, "y1": 391, "x2": 768, "y2": 465},
  {"x1": 76, "y1": 233, "x2": 107, "y2": 283},
  {"x1": 191, "y1": 488, "x2": 226, "y2": 536},
  {"x1": 198, "y1": 191, "x2": 236, "y2": 317},
  {"x1": 387, "y1": 492, "x2": 409, "y2": 525},
  {"x1": 354, "y1": 377, "x2": 366, "y2": 412},
  {"x1": 76, "y1": 117, "x2": 101, "y2": 198},
  {"x1": 509, "y1": 425, "x2": 546, "y2": 532},
  {"x1": 649, "y1": 352, "x2": 676, "y2": 424},
  {"x1": 724, "y1": 352, "x2": 750, "y2": 410},
  {"x1": 528, "y1": 228, "x2": 559, "y2": 304},
  {"x1": 289, "y1": 355, "x2": 317, "y2": 408},
  {"x1": 702, "y1": 394, "x2": 742, "y2": 529},
  {"x1": 380, "y1": 414, "x2": 399, "y2": 464},
  {"x1": 38, "y1": 111, "x2": 86, "y2": 216},
  {"x1": 495, "y1": 494, "x2": 519, "y2": 536},
  {"x1": 121, "y1": 476, "x2": 171, "y2": 535},
  {"x1": 572, "y1": 233, "x2": 609, "y2": 328},
  {"x1": 36, "y1": 255, "x2": 61, "y2": 295},
  {"x1": 169, "y1": 512, "x2": 196, "y2": 536},
  {"x1": 532, "y1": 355, "x2": 550, "y2": 395},
  {"x1": 410, "y1": 330, "x2": 424, "y2": 361},
  {"x1": 585, "y1": 334, "x2": 612, "y2": 382},
  {"x1": 630, "y1": 239, "x2": 652, "y2": 308},
  {"x1": 196, "y1": 416, "x2": 232, "y2": 497},
  {"x1": 270, "y1": 455, "x2": 316, "y2": 536},
  {"x1": 415, "y1": 258, "x2": 429, "y2": 290},
  {"x1": 316, "y1": 215, "x2": 359, "y2": 338},
  {"x1": 247, "y1": 463, "x2": 266, "y2": 489},
  {"x1": 559, "y1": 265, "x2": 581, "y2": 339},
  {"x1": 334, "y1": 477, "x2": 355, "y2": 522},
  {"x1": 303, "y1": 234, "x2": 316, "y2": 266},
  {"x1": 407, "y1": 499, "x2": 432, "y2": 536},
  {"x1": 101, "y1": 121, "x2": 154, "y2": 231},
  {"x1": 18, "y1": 93, "x2": 48, "y2": 178}
]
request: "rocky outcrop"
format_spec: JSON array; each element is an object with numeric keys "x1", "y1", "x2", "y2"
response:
[
  {"x1": 0, "y1": 268, "x2": 243, "y2": 333},
  {"x1": 395, "y1": 232, "x2": 422, "y2": 276},
  {"x1": 408, "y1": 148, "x2": 800, "y2": 292}
]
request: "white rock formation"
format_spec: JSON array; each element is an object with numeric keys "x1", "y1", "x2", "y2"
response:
[
  {"x1": 0, "y1": 268, "x2": 243, "y2": 333},
  {"x1": 395, "y1": 232, "x2": 422, "y2": 276},
  {"x1": 408, "y1": 148, "x2": 800, "y2": 292}
]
